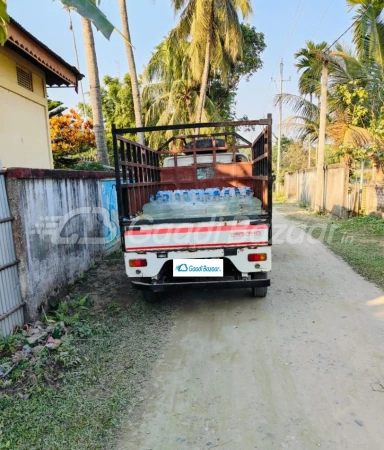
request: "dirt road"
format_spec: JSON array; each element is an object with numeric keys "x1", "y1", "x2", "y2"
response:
[{"x1": 117, "y1": 211, "x2": 384, "y2": 450}]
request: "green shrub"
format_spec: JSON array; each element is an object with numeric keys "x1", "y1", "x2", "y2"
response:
[
  {"x1": 74, "y1": 161, "x2": 111, "y2": 172},
  {"x1": 273, "y1": 192, "x2": 286, "y2": 203}
]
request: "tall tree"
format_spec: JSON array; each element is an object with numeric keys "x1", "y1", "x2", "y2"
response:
[
  {"x1": 118, "y1": 0, "x2": 145, "y2": 145},
  {"x1": 171, "y1": 0, "x2": 252, "y2": 125},
  {"x1": 50, "y1": 109, "x2": 95, "y2": 167},
  {"x1": 82, "y1": 16, "x2": 110, "y2": 165},
  {"x1": 48, "y1": 99, "x2": 67, "y2": 118},
  {"x1": 208, "y1": 24, "x2": 266, "y2": 120},
  {"x1": 142, "y1": 36, "x2": 219, "y2": 146},
  {"x1": 294, "y1": 41, "x2": 328, "y2": 102},
  {"x1": 347, "y1": 0, "x2": 384, "y2": 68}
]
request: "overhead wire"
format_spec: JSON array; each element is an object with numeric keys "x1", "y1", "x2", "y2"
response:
[
  {"x1": 261, "y1": 0, "x2": 307, "y2": 116},
  {"x1": 281, "y1": 0, "x2": 307, "y2": 59},
  {"x1": 310, "y1": 0, "x2": 334, "y2": 40},
  {"x1": 326, "y1": 21, "x2": 356, "y2": 52},
  {"x1": 325, "y1": 4, "x2": 370, "y2": 52},
  {"x1": 286, "y1": 0, "x2": 334, "y2": 81}
]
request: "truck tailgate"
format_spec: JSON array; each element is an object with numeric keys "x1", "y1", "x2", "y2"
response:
[{"x1": 125, "y1": 221, "x2": 269, "y2": 252}]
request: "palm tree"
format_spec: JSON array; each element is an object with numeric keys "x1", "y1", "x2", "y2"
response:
[
  {"x1": 142, "y1": 35, "x2": 220, "y2": 147},
  {"x1": 171, "y1": 0, "x2": 252, "y2": 124},
  {"x1": 81, "y1": 17, "x2": 110, "y2": 165},
  {"x1": 281, "y1": 94, "x2": 321, "y2": 143},
  {"x1": 117, "y1": 0, "x2": 145, "y2": 145},
  {"x1": 284, "y1": 43, "x2": 375, "y2": 158},
  {"x1": 294, "y1": 41, "x2": 328, "y2": 102},
  {"x1": 347, "y1": 0, "x2": 384, "y2": 67}
]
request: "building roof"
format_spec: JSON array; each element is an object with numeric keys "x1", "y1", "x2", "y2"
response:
[{"x1": 6, "y1": 18, "x2": 84, "y2": 91}]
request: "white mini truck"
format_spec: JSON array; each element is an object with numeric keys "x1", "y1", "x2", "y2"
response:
[{"x1": 112, "y1": 118, "x2": 273, "y2": 300}]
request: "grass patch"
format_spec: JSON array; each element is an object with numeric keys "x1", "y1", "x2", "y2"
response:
[
  {"x1": 277, "y1": 204, "x2": 384, "y2": 289},
  {"x1": 0, "y1": 297, "x2": 175, "y2": 449}
]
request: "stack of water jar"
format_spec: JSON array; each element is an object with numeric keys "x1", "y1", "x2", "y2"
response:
[{"x1": 141, "y1": 188, "x2": 263, "y2": 219}]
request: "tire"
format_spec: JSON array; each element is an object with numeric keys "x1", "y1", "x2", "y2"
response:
[{"x1": 251, "y1": 273, "x2": 268, "y2": 298}]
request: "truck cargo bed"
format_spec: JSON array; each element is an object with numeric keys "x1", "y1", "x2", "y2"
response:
[{"x1": 112, "y1": 117, "x2": 273, "y2": 296}]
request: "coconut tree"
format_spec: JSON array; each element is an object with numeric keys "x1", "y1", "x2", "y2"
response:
[
  {"x1": 171, "y1": 0, "x2": 252, "y2": 124},
  {"x1": 294, "y1": 41, "x2": 329, "y2": 101},
  {"x1": 1, "y1": 0, "x2": 116, "y2": 45},
  {"x1": 117, "y1": 0, "x2": 145, "y2": 145},
  {"x1": 347, "y1": 0, "x2": 384, "y2": 68},
  {"x1": 82, "y1": 16, "x2": 109, "y2": 165},
  {"x1": 142, "y1": 35, "x2": 220, "y2": 147},
  {"x1": 281, "y1": 94, "x2": 321, "y2": 143}
]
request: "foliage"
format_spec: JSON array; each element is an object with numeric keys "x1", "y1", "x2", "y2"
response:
[
  {"x1": 272, "y1": 135, "x2": 312, "y2": 183},
  {"x1": 272, "y1": 191, "x2": 286, "y2": 204},
  {"x1": 347, "y1": 0, "x2": 384, "y2": 67},
  {"x1": 102, "y1": 74, "x2": 135, "y2": 129},
  {"x1": 282, "y1": 141, "x2": 310, "y2": 172},
  {"x1": 142, "y1": 35, "x2": 220, "y2": 147},
  {"x1": 208, "y1": 24, "x2": 266, "y2": 121},
  {"x1": 272, "y1": 135, "x2": 310, "y2": 172},
  {"x1": 171, "y1": 0, "x2": 253, "y2": 83},
  {"x1": 142, "y1": 23, "x2": 265, "y2": 145},
  {"x1": 77, "y1": 101, "x2": 93, "y2": 119},
  {"x1": 54, "y1": 335, "x2": 81, "y2": 368},
  {"x1": 48, "y1": 99, "x2": 67, "y2": 118},
  {"x1": 0, "y1": 334, "x2": 26, "y2": 356},
  {"x1": 0, "y1": 269, "x2": 175, "y2": 450},
  {"x1": 0, "y1": 0, "x2": 10, "y2": 46},
  {"x1": 294, "y1": 40, "x2": 328, "y2": 99},
  {"x1": 284, "y1": 2, "x2": 384, "y2": 171},
  {"x1": 1, "y1": 0, "x2": 118, "y2": 46},
  {"x1": 170, "y1": 0, "x2": 252, "y2": 122},
  {"x1": 60, "y1": 0, "x2": 114, "y2": 39},
  {"x1": 74, "y1": 161, "x2": 111, "y2": 171},
  {"x1": 50, "y1": 109, "x2": 96, "y2": 166},
  {"x1": 235, "y1": 24, "x2": 266, "y2": 81},
  {"x1": 102, "y1": 74, "x2": 136, "y2": 154},
  {"x1": 79, "y1": 74, "x2": 138, "y2": 156}
]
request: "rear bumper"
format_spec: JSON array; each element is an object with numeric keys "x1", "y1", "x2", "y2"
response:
[{"x1": 131, "y1": 278, "x2": 270, "y2": 293}]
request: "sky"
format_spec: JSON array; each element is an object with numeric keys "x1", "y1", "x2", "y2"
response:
[{"x1": 8, "y1": 0, "x2": 355, "y2": 137}]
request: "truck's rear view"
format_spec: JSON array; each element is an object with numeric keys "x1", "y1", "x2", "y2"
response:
[{"x1": 112, "y1": 117, "x2": 273, "y2": 300}]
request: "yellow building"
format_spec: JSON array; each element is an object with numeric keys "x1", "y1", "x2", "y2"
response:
[{"x1": 0, "y1": 19, "x2": 83, "y2": 169}]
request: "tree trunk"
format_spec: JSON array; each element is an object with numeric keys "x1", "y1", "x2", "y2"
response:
[
  {"x1": 118, "y1": 0, "x2": 145, "y2": 146},
  {"x1": 195, "y1": 1, "x2": 214, "y2": 131},
  {"x1": 82, "y1": 18, "x2": 109, "y2": 165}
]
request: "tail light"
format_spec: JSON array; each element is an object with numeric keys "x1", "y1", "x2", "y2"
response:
[
  {"x1": 248, "y1": 253, "x2": 267, "y2": 262},
  {"x1": 129, "y1": 259, "x2": 148, "y2": 268}
]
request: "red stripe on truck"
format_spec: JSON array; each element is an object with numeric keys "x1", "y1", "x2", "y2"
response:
[
  {"x1": 126, "y1": 242, "x2": 269, "y2": 251},
  {"x1": 125, "y1": 224, "x2": 268, "y2": 236}
]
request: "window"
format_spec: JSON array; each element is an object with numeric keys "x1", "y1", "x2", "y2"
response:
[{"x1": 16, "y1": 66, "x2": 33, "y2": 91}]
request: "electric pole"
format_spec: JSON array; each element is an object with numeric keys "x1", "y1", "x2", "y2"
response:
[
  {"x1": 315, "y1": 55, "x2": 329, "y2": 212},
  {"x1": 273, "y1": 59, "x2": 290, "y2": 193}
]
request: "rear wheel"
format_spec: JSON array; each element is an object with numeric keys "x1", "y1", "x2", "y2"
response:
[{"x1": 251, "y1": 273, "x2": 268, "y2": 298}]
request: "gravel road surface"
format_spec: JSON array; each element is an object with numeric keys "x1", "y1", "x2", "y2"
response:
[{"x1": 117, "y1": 211, "x2": 384, "y2": 450}]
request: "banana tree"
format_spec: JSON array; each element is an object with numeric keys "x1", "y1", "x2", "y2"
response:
[{"x1": 0, "y1": 0, "x2": 117, "y2": 45}]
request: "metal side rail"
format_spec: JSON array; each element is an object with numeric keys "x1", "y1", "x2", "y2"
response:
[{"x1": 131, "y1": 278, "x2": 270, "y2": 293}]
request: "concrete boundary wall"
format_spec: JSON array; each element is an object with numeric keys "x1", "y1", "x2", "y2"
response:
[
  {"x1": 5, "y1": 168, "x2": 120, "y2": 321},
  {"x1": 284, "y1": 164, "x2": 349, "y2": 218},
  {"x1": 366, "y1": 185, "x2": 384, "y2": 217}
]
